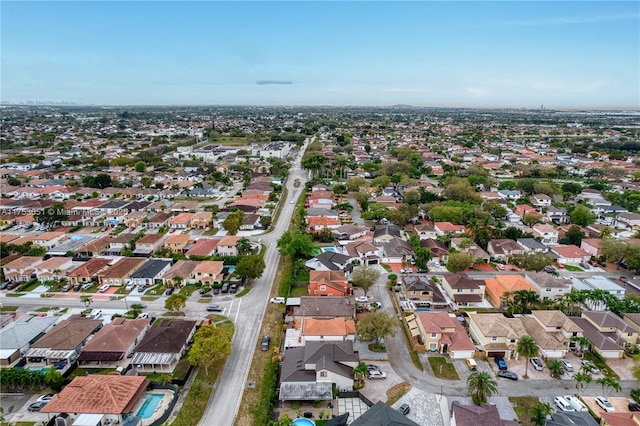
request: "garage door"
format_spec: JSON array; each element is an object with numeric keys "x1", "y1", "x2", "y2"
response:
[{"x1": 487, "y1": 351, "x2": 506, "y2": 358}]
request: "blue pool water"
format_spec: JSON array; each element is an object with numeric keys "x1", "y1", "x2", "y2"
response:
[
  {"x1": 321, "y1": 247, "x2": 336, "y2": 253},
  {"x1": 416, "y1": 308, "x2": 431, "y2": 312},
  {"x1": 136, "y1": 393, "x2": 164, "y2": 419},
  {"x1": 227, "y1": 266, "x2": 236, "y2": 272},
  {"x1": 292, "y1": 419, "x2": 315, "y2": 426}
]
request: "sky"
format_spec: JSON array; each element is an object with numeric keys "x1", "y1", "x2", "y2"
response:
[{"x1": 1, "y1": 1, "x2": 639, "y2": 108}]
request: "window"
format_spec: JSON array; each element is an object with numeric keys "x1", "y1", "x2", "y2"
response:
[
  {"x1": 629, "y1": 332, "x2": 634, "y2": 337},
  {"x1": 431, "y1": 333, "x2": 437, "y2": 338},
  {"x1": 457, "y1": 289, "x2": 462, "y2": 293},
  {"x1": 320, "y1": 371, "x2": 327, "y2": 377},
  {"x1": 320, "y1": 285, "x2": 326, "y2": 291},
  {"x1": 491, "y1": 337, "x2": 497, "y2": 342},
  {"x1": 546, "y1": 288, "x2": 552, "y2": 292},
  {"x1": 510, "y1": 339, "x2": 516, "y2": 343}
]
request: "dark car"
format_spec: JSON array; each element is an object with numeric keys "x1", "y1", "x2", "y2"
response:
[
  {"x1": 6, "y1": 282, "x2": 19, "y2": 290},
  {"x1": 497, "y1": 370, "x2": 518, "y2": 380},
  {"x1": 494, "y1": 355, "x2": 508, "y2": 370},
  {"x1": 366, "y1": 364, "x2": 380, "y2": 372},
  {"x1": 213, "y1": 287, "x2": 220, "y2": 294},
  {"x1": 261, "y1": 335, "x2": 270, "y2": 351},
  {"x1": 73, "y1": 283, "x2": 82, "y2": 291},
  {"x1": 207, "y1": 304, "x2": 223, "y2": 312},
  {"x1": 165, "y1": 287, "x2": 175, "y2": 296},
  {"x1": 598, "y1": 261, "x2": 607, "y2": 267},
  {"x1": 629, "y1": 402, "x2": 640, "y2": 411},
  {"x1": 416, "y1": 269, "x2": 428, "y2": 273},
  {"x1": 398, "y1": 404, "x2": 410, "y2": 415},
  {"x1": 0, "y1": 282, "x2": 9, "y2": 290},
  {"x1": 28, "y1": 401, "x2": 48, "y2": 412}
]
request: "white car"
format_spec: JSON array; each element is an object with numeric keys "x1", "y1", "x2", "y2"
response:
[
  {"x1": 90, "y1": 310, "x2": 102, "y2": 319},
  {"x1": 270, "y1": 297, "x2": 286, "y2": 304},
  {"x1": 355, "y1": 296, "x2": 369, "y2": 303},
  {"x1": 368, "y1": 371, "x2": 387, "y2": 380},
  {"x1": 137, "y1": 313, "x2": 150, "y2": 319},
  {"x1": 596, "y1": 396, "x2": 615, "y2": 412},
  {"x1": 564, "y1": 395, "x2": 587, "y2": 412},
  {"x1": 581, "y1": 360, "x2": 600, "y2": 374},
  {"x1": 561, "y1": 360, "x2": 574, "y2": 372},
  {"x1": 554, "y1": 396, "x2": 575, "y2": 412},
  {"x1": 98, "y1": 284, "x2": 110, "y2": 293}
]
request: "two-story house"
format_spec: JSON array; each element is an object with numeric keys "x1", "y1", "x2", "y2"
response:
[
  {"x1": 342, "y1": 240, "x2": 381, "y2": 266},
  {"x1": 216, "y1": 235, "x2": 240, "y2": 256},
  {"x1": 487, "y1": 239, "x2": 526, "y2": 262},
  {"x1": 168, "y1": 212, "x2": 194, "y2": 230},
  {"x1": 582, "y1": 310, "x2": 639, "y2": 349},
  {"x1": 134, "y1": 234, "x2": 165, "y2": 256},
  {"x1": 2, "y1": 256, "x2": 43, "y2": 282},
  {"x1": 308, "y1": 270, "x2": 350, "y2": 296},
  {"x1": 573, "y1": 276, "x2": 625, "y2": 311},
  {"x1": 192, "y1": 260, "x2": 224, "y2": 285},
  {"x1": 532, "y1": 223, "x2": 559, "y2": 246},
  {"x1": 525, "y1": 272, "x2": 572, "y2": 301},
  {"x1": 164, "y1": 234, "x2": 190, "y2": 254},
  {"x1": 106, "y1": 233, "x2": 136, "y2": 256},
  {"x1": 413, "y1": 222, "x2": 437, "y2": 240},
  {"x1": 440, "y1": 273, "x2": 486, "y2": 307},
  {"x1": 401, "y1": 275, "x2": 448, "y2": 309},
  {"x1": 615, "y1": 212, "x2": 640, "y2": 231},
  {"x1": 528, "y1": 310, "x2": 584, "y2": 353},
  {"x1": 467, "y1": 312, "x2": 527, "y2": 360},
  {"x1": 531, "y1": 193, "x2": 552, "y2": 208},
  {"x1": 409, "y1": 311, "x2": 475, "y2": 359},
  {"x1": 545, "y1": 205, "x2": 568, "y2": 224},
  {"x1": 34, "y1": 257, "x2": 73, "y2": 282},
  {"x1": 190, "y1": 211, "x2": 212, "y2": 229},
  {"x1": 484, "y1": 274, "x2": 535, "y2": 308},
  {"x1": 580, "y1": 238, "x2": 603, "y2": 258}
]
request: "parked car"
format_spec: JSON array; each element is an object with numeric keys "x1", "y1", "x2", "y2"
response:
[
  {"x1": 494, "y1": 355, "x2": 507, "y2": 370},
  {"x1": 28, "y1": 401, "x2": 48, "y2": 412},
  {"x1": 6, "y1": 282, "x2": 19, "y2": 290},
  {"x1": 416, "y1": 269, "x2": 428, "y2": 273},
  {"x1": 137, "y1": 313, "x2": 150, "y2": 319},
  {"x1": 37, "y1": 394, "x2": 55, "y2": 403},
  {"x1": 98, "y1": 284, "x2": 110, "y2": 293},
  {"x1": 165, "y1": 287, "x2": 175, "y2": 296},
  {"x1": 581, "y1": 360, "x2": 600, "y2": 374},
  {"x1": 598, "y1": 261, "x2": 607, "y2": 267},
  {"x1": 81, "y1": 283, "x2": 93, "y2": 290},
  {"x1": 629, "y1": 402, "x2": 640, "y2": 412},
  {"x1": 465, "y1": 358, "x2": 478, "y2": 371},
  {"x1": 561, "y1": 360, "x2": 574, "y2": 372},
  {"x1": 497, "y1": 370, "x2": 518, "y2": 380},
  {"x1": 230, "y1": 284, "x2": 237, "y2": 294},
  {"x1": 579, "y1": 263, "x2": 590, "y2": 269},
  {"x1": 213, "y1": 287, "x2": 220, "y2": 295},
  {"x1": 554, "y1": 396, "x2": 575, "y2": 412},
  {"x1": 221, "y1": 283, "x2": 229, "y2": 293},
  {"x1": 91, "y1": 310, "x2": 102, "y2": 319},
  {"x1": 398, "y1": 404, "x2": 410, "y2": 415},
  {"x1": 261, "y1": 335, "x2": 270, "y2": 351},
  {"x1": 137, "y1": 285, "x2": 147, "y2": 293},
  {"x1": 366, "y1": 364, "x2": 380, "y2": 372},
  {"x1": 530, "y1": 358, "x2": 544, "y2": 371},
  {"x1": 355, "y1": 296, "x2": 369, "y2": 303},
  {"x1": 73, "y1": 283, "x2": 82, "y2": 291},
  {"x1": 207, "y1": 304, "x2": 223, "y2": 312},
  {"x1": 0, "y1": 281, "x2": 9, "y2": 290},
  {"x1": 368, "y1": 371, "x2": 386, "y2": 380},
  {"x1": 61, "y1": 283, "x2": 73, "y2": 292},
  {"x1": 125, "y1": 281, "x2": 135, "y2": 291},
  {"x1": 270, "y1": 297, "x2": 286, "y2": 304},
  {"x1": 596, "y1": 396, "x2": 615, "y2": 412},
  {"x1": 564, "y1": 395, "x2": 587, "y2": 411}
]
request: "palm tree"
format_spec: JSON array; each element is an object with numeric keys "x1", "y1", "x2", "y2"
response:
[
  {"x1": 466, "y1": 371, "x2": 498, "y2": 405},
  {"x1": 597, "y1": 376, "x2": 622, "y2": 396},
  {"x1": 573, "y1": 371, "x2": 593, "y2": 391},
  {"x1": 80, "y1": 295, "x2": 93, "y2": 308},
  {"x1": 43, "y1": 366, "x2": 63, "y2": 391},
  {"x1": 512, "y1": 289, "x2": 540, "y2": 314},
  {"x1": 517, "y1": 335, "x2": 539, "y2": 379},
  {"x1": 530, "y1": 402, "x2": 554, "y2": 426},
  {"x1": 547, "y1": 359, "x2": 564, "y2": 379},
  {"x1": 236, "y1": 237, "x2": 253, "y2": 255},
  {"x1": 571, "y1": 336, "x2": 592, "y2": 357}
]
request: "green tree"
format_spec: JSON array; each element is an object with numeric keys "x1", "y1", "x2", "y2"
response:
[
  {"x1": 43, "y1": 366, "x2": 64, "y2": 391},
  {"x1": 446, "y1": 252, "x2": 474, "y2": 273},
  {"x1": 235, "y1": 255, "x2": 266, "y2": 281},
  {"x1": 562, "y1": 182, "x2": 582, "y2": 195},
  {"x1": 511, "y1": 289, "x2": 541, "y2": 314},
  {"x1": 356, "y1": 311, "x2": 399, "y2": 349},
  {"x1": 519, "y1": 252, "x2": 554, "y2": 272},
  {"x1": 573, "y1": 371, "x2": 593, "y2": 391},
  {"x1": 350, "y1": 264, "x2": 379, "y2": 296},
  {"x1": 188, "y1": 325, "x2": 232, "y2": 376},
  {"x1": 546, "y1": 359, "x2": 564, "y2": 379},
  {"x1": 35, "y1": 201, "x2": 68, "y2": 228},
  {"x1": 597, "y1": 376, "x2": 622, "y2": 396},
  {"x1": 466, "y1": 371, "x2": 498, "y2": 405},
  {"x1": 134, "y1": 161, "x2": 146, "y2": 173},
  {"x1": 277, "y1": 230, "x2": 314, "y2": 259},
  {"x1": 600, "y1": 237, "x2": 628, "y2": 264},
  {"x1": 530, "y1": 402, "x2": 554, "y2": 426},
  {"x1": 559, "y1": 225, "x2": 585, "y2": 246},
  {"x1": 570, "y1": 204, "x2": 596, "y2": 227},
  {"x1": 442, "y1": 178, "x2": 481, "y2": 203},
  {"x1": 517, "y1": 335, "x2": 539, "y2": 379},
  {"x1": 522, "y1": 213, "x2": 542, "y2": 227},
  {"x1": 165, "y1": 293, "x2": 187, "y2": 312},
  {"x1": 222, "y1": 210, "x2": 244, "y2": 235},
  {"x1": 236, "y1": 237, "x2": 253, "y2": 255},
  {"x1": 80, "y1": 295, "x2": 93, "y2": 308}
]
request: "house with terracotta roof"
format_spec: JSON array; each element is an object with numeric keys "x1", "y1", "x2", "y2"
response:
[
  {"x1": 408, "y1": 311, "x2": 475, "y2": 359},
  {"x1": 192, "y1": 260, "x2": 225, "y2": 285},
  {"x1": 551, "y1": 244, "x2": 591, "y2": 265},
  {"x1": 34, "y1": 256, "x2": 73, "y2": 282},
  {"x1": 216, "y1": 235, "x2": 240, "y2": 256},
  {"x1": 440, "y1": 273, "x2": 485, "y2": 307},
  {"x1": 164, "y1": 234, "x2": 190, "y2": 253},
  {"x1": 580, "y1": 238, "x2": 603, "y2": 258},
  {"x1": 98, "y1": 257, "x2": 146, "y2": 286},
  {"x1": 532, "y1": 223, "x2": 559, "y2": 245},
  {"x1": 514, "y1": 204, "x2": 542, "y2": 219},
  {"x1": 307, "y1": 216, "x2": 342, "y2": 232},
  {"x1": 421, "y1": 238, "x2": 449, "y2": 264},
  {"x1": 599, "y1": 412, "x2": 640, "y2": 426},
  {"x1": 168, "y1": 212, "x2": 194, "y2": 229},
  {"x1": 413, "y1": 222, "x2": 437, "y2": 240},
  {"x1": 484, "y1": 274, "x2": 535, "y2": 307},
  {"x1": 308, "y1": 270, "x2": 350, "y2": 296},
  {"x1": 296, "y1": 317, "x2": 356, "y2": 345},
  {"x1": 434, "y1": 222, "x2": 466, "y2": 236},
  {"x1": 24, "y1": 316, "x2": 103, "y2": 372},
  {"x1": 467, "y1": 312, "x2": 527, "y2": 359},
  {"x1": 185, "y1": 238, "x2": 220, "y2": 257},
  {"x1": 31, "y1": 231, "x2": 65, "y2": 250},
  {"x1": 130, "y1": 319, "x2": 197, "y2": 372},
  {"x1": 41, "y1": 375, "x2": 150, "y2": 424},
  {"x1": 190, "y1": 211, "x2": 212, "y2": 229},
  {"x1": 2, "y1": 256, "x2": 43, "y2": 282},
  {"x1": 133, "y1": 233, "x2": 164, "y2": 256},
  {"x1": 66, "y1": 258, "x2": 113, "y2": 286},
  {"x1": 77, "y1": 317, "x2": 150, "y2": 366}
]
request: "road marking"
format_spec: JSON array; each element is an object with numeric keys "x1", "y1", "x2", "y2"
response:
[{"x1": 234, "y1": 298, "x2": 241, "y2": 323}]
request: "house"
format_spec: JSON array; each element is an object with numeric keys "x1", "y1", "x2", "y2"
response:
[
  {"x1": 623, "y1": 313, "x2": 640, "y2": 340},
  {"x1": 615, "y1": 212, "x2": 640, "y2": 231},
  {"x1": 185, "y1": 238, "x2": 219, "y2": 257},
  {"x1": 440, "y1": 273, "x2": 486, "y2": 307},
  {"x1": 545, "y1": 411, "x2": 599, "y2": 426},
  {"x1": 24, "y1": 316, "x2": 103, "y2": 372},
  {"x1": 123, "y1": 211, "x2": 147, "y2": 228},
  {"x1": 342, "y1": 240, "x2": 381, "y2": 265},
  {"x1": 289, "y1": 317, "x2": 356, "y2": 346},
  {"x1": 520, "y1": 316, "x2": 569, "y2": 358},
  {"x1": 545, "y1": 205, "x2": 568, "y2": 224},
  {"x1": 487, "y1": 239, "x2": 526, "y2": 261},
  {"x1": 525, "y1": 272, "x2": 572, "y2": 300},
  {"x1": 106, "y1": 233, "x2": 136, "y2": 256},
  {"x1": 514, "y1": 204, "x2": 542, "y2": 220},
  {"x1": 278, "y1": 341, "x2": 359, "y2": 401},
  {"x1": 413, "y1": 222, "x2": 437, "y2": 240},
  {"x1": 34, "y1": 256, "x2": 73, "y2": 282},
  {"x1": 240, "y1": 213, "x2": 262, "y2": 230},
  {"x1": 164, "y1": 234, "x2": 190, "y2": 253},
  {"x1": 573, "y1": 276, "x2": 626, "y2": 310},
  {"x1": 31, "y1": 232, "x2": 66, "y2": 250},
  {"x1": 598, "y1": 412, "x2": 640, "y2": 426},
  {"x1": 41, "y1": 375, "x2": 150, "y2": 424},
  {"x1": 308, "y1": 270, "x2": 350, "y2": 296},
  {"x1": 77, "y1": 317, "x2": 150, "y2": 367},
  {"x1": 529, "y1": 310, "x2": 584, "y2": 353},
  {"x1": 161, "y1": 260, "x2": 200, "y2": 286},
  {"x1": 307, "y1": 216, "x2": 342, "y2": 232},
  {"x1": 350, "y1": 401, "x2": 420, "y2": 426},
  {"x1": 531, "y1": 193, "x2": 552, "y2": 207},
  {"x1": 130, "y1": 319, "x2": 197, "y2": 373},
  {"x1": 467, "y1": 312, "x2": 527, "y2": 359},
  {"x1": 570, "y1": 316, "x2": 626, "y2": 359},
  {"x1": 146, "y1": 212, "x2": 173, "y2": 229},
  {"x1": 517, "y1": 238, "x2": 549, "y2": 254},
  {"x1": 129, "y1": 259, "x2": 173, "y2": 287},
  {"x1": 409, "y1": 311, "x2": 476, "y2": 359},
  {"x1": 400, "y1": 275, "x2": 448, "y2": 309},
  {"x1": 580, "y1": 238, "x2": 603, "y2": 258},
  {"x1": 532, "y1": 223, "x2": 559, "y2": 245},
  {"x1": 304, "y1": 250, "x2": 352, "y2": 273},
  {"x1": 192, "y1": 260, "x2": 225, "y2": 285},
  {"x1": 551, "y1": 245, "x2": 591, "y2": 265},
  {"x1": 421, "y1": 238, "x2": 449, "y2": 264},
  {"x1": 434, "y1": 222, "x2": 466, "y2": 236},
  {"x1": 484, "y1": 274, "x2": 535, "y2": 307},
  {"x1": 292, "y1": 297, "x2": 356, "y2": 321},
  {"x1": 331, "y1": 225, "x2": 369, "y2": 241},
  {"x1": 2, "y1": 256, "x2": 42, "y2": 282},
  {"x1": 168, "y1": 212, "x2": 194, "y2": 229},
  {"x1": 67, "y1": 258, "x2": 113, "y2": 286},
  {"x1": 381, "y1": 237, "x2": 414, "y2": 264},
  {"x1": 497, "y1": 189, "x2": 522, "y2": 200},
  {"x1": 451, "y1": 401, "x2": 519, "y2": 426},
  {"x1": 190, "y1": 211, "x2": 212, "y2": 229},
  {"x1": 133, "y1": 234, "x2": 165, "y2": 256},
  {"x1": 98, "y1": 258, "x2": 146, "y2": 287},
  {"x1": 373, "y1": 225, "x2": 402, "y2": 243},
  {"x1": 216, "y1": 235, "x2": 240, "y2": 256},
  {"x1": 0, "y1": 315, "x2": 58, "y2": 366},
  {"x1": 76, "y1": 236, "x2": 111, "y2": 258},
  {"x1": 582, "y1": 310, "x2": 638, "y2": 349}
]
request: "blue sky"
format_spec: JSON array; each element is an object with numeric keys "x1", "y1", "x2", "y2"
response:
[{"x1": 2, "y1": 1, "x2": 638, "y2": 108}]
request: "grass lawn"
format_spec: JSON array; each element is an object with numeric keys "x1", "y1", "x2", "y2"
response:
[
  {"x1": 368, "y1": 343, "x2": 387, "y2": 353},
  {"x1": 509, "y1": 396, "x2": 541, "y2": 426},
  {"x1": 563, "y1": 264, "x2": 583, "y2": 272},
  {"x1": 0, "y1": 305, "x2": 19, "y2": 312},
  {"x1": 386, "y1": 382, "x2": 411, "y2": 406},
  {"x1": 179, "y1": 286, "x2": 196, "y2": 297},
  {"x1": 289, "y1": 285, "x2": 309, "y2": 298},
  {"x1": 428, "y1": 356, "x2": 460, "y2": 380},
  {"x1": 203, "y1": 228, "x2": 219, "y2": 236}
]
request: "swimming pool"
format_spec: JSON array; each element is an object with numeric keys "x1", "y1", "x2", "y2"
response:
[
  {"x1": 136, "y1": 393, "x2": 164, "y2": 419},
  {"x1": 292, "y1": 419, "x2": 315, "y2": 426},
  {"x1": 321, "y1": 247, "x2": 336, "y2": 253}
]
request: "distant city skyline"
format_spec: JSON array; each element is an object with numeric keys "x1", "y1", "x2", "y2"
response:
[{"x1": 2, "y1": 1, "x2": 638, "y2": 108}]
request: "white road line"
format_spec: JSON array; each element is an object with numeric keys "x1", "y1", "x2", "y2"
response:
[{"x1": 234, "y1": 298, "x2": 242, "y2": 323}]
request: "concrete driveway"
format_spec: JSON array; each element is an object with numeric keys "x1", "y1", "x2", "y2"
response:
[
  {"x1": 394, "y1": 388, "x2": 445, "y2": 426},
  {"x1": 358, "y1": 361, "x2": 403, "y2": 405}
]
